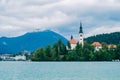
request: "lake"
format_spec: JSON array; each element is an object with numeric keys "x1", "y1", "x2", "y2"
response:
[{"x1": 0, "y1": 62, "x2": 120, "y2": 80}]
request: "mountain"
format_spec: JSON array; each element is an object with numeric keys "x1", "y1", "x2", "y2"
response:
[
  {"x1": 0, "y1": 30, "x2": 68, "y2": 54},
  {"x1": 85, "y1": 32, "x2": 120, "y2": 44}
]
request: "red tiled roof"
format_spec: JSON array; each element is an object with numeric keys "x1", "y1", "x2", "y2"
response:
[
  {"x1": 70, "y1": 38, "x2": 77, "y2": 44},
  {"x1": 92, "y1": 42, "x2": 102, "y2": 46}
]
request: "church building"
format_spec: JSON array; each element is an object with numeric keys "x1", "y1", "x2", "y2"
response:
[
  {"x1": 69, "y1": 35, "x2": 77, "y2": 50},
  {"x1": 69, "y1": 22, "x2": 84, "y2": 50}
]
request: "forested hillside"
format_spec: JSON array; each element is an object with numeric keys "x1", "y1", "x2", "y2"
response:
[{"x1": 85, "y1": 32, "x2": 120, "y2": 44}]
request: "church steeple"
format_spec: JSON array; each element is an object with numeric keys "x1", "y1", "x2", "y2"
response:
[
  {"x1": 78, "y1": 22, "x2": 84, "y2": 47},
  {"x1": 79, "y1": 22, "x2": 83, "y2": 33},
  {"x1": 71, "y1": 35, "x2": 73, "y2": 40}
]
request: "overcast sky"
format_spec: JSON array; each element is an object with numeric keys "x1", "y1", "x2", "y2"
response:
[{"x1": 0, "y1": 0, "x2": 120, "y2": 40}]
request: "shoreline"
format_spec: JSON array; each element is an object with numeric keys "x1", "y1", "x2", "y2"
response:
[{"x1": 0, "y1": 60, "x2": 120, "y2": 62}]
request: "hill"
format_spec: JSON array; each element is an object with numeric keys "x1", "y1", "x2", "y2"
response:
[
  {"x1": 85, "y1": 32, "x2": 120, "y2": 44},
  {"x1": 0, "y1": 30, "x2": 68, "y2": 54}
]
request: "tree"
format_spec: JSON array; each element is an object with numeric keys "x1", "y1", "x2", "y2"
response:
[
  {"x1": 0, "y1": 57, "x2": 2, "y2": 61},
  {"x1": 53, "y1": 42, "x2": 59, "y2": 59},
  {"x1": 89, "y1": 52, "x2": 95, "y2": 61},
  {"x1": 32, "y1": 48, "x2": 45, "y2": 61},
  {"x1": 114, "y1": 44, "x2": 120, "y2": 59},
  {"x1": 45, "y1": 45, "x2": 53, "y2": 60},
  {"x1": 75, "y1": 42, "x2": 82, "y2": 54},
  {"x1": 45, "y1": 45, "x2": 51, "y2": 57},
  {"x1": 67, "y1": 41, "x2": 71, "y2": 50},
  {"x1": 66, "y1": 50, "x2": 77, "y2": 61},
  {"x1": 61, "y1": 43, "x2": 67, "y2": 55}
]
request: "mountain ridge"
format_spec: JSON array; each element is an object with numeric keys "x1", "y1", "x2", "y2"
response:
[{"x1": 0, "y1": 30, "x2": 68, "y2": 54}]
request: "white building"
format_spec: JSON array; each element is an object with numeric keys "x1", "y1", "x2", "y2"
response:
[
  {"x1": 68, "y1": 22, "x2": 84, "y2": 50},
  {"x1": 78, "y1": 22, "x2": 84, "y2": 47},
  {"x1": 92, "y1": 42, "x2": 102, "y2": 51},
  {"x1": 14, "y1": 55, "x2": 26, "y2": 61},
  {"x1": 69, "y1": 36, "x2": 77, "y2": 50}
]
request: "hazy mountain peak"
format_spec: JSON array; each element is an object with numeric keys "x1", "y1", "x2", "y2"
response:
[{"x1": 0, "y1": 30, "x2": 68, "y2": 54}]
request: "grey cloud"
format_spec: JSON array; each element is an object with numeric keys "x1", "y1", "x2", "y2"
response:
[{"x1": 0, "y1": 0, "x2": 120, "y2": 39}]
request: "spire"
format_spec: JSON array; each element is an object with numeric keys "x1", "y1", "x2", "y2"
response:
[
  {"x1": 79, "y1": 22, "x2": 83, "y2": 33},
  {"x1": 71, "y1": 35, "x2": 73, "y2": 40}
]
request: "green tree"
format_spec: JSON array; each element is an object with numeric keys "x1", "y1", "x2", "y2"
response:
[
  {"x1": 45, "y1": 45, "x2": 51, "y2": 57},
  {"x1": 32, "y1": 48, "x2": 45, "y2": 61},
  {"x1": 114, "y1": 44, "x2": 120, "y2": 59},
  {"x1": 0, "y1": 57, "x2": 2, "y2": 61},
  {"x1": 66, "y1": 50, "x2": 77, "y2": 61},
  {"x1": 52, "y1": 42, "x2": 59, "y2": 60},
  {"x1": 67, "y1": 41, "x2": 71, "y2": 50},
  {"x1": 45, "y1": 45, "x2": 53, "y2": 60},
  {"x1": 83, "y1": 43, "x2": 94, "y2": 61},
  {"x1": 89, "y1": 52, "x2": 95, "y2": 61}
]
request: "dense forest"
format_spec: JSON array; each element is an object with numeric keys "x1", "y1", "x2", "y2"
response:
[
  {"x1": 31, "y1": 39, "x2": 120, "y2": 61},
  {"x1": 85, "y1": 32, "x2": 120, "y2": 44}
]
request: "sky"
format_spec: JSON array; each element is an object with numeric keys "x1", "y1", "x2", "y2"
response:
[{"x1": 0, "y1": 0, "x2": 120, "y2": 40}]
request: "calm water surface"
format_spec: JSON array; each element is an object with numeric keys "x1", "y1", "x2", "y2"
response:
[{"x1": 0, "y1": 61, "x2": 120, "y2": 80}]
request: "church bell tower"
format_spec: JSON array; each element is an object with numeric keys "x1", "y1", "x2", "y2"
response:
[{"x1": 78, "y1": 22, "x2": 84, "y2": 47}]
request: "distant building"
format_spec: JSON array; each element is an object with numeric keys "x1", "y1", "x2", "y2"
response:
[
  {"x1": 14, "y1": 55, "x2": 26, "y2": 61},
  {"x1": 108, "y1": 44, "x2": 117, "y2": 49},
  {"x1": 0, "y1": 54, "x2": 14, "y2": 61},
  {"x1": 0, "y1": 54, "x2": 26, "y2": 61},
  {"x1": 92, "y1": 42, "x2": 102, "y2": 51},
  {"x1": 68, "y1": 22, "x2": 84, "y2": 50}
]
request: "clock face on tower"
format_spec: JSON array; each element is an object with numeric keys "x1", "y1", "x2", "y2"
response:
[{"x1": 80, "y1": 34, "x2": 82, "y2": 37}]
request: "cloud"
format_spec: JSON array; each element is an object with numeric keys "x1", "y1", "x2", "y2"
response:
[{"x1": 0, "y1": 0, "x2": 120, "y2": 39}]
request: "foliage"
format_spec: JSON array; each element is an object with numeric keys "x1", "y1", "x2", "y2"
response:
[
  {"x1": 31, "y1": 39, "x2": 120, "y2": 61},
  {"x1": 0, "y1": 57, "x2": 2, "y2": 61},
  {"x1": 67, "y1": 41, "x2": 71, "y2": 50},
  {"x1": 85, "y1": 32, "x2": 120, "y2": 44}
]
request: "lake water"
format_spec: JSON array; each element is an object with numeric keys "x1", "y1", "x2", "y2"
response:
[{"x1": 0, "y1": 62, "x2": 120, "y2": 80}]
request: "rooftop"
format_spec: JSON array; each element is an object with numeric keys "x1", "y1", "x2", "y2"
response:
[
  {"x1": 92, "y1": 42, "x2": 102, "y2": 46},
  {"x1": 70, "y1": 38, "x2": 77, "y2": 44}
]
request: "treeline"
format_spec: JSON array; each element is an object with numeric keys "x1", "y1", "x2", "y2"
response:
[
  {"x1": 0, "y1": 57, "x2": 2, "y2": 61},
  {"x1": 31, "y1": 39, "x2": 120, "y2": 61},
  {"x1": 31, "y1": 39, "x2": 67, "y2": 61},
  {"x1": 85, "y1": 32, "x2": 120, "y2": 44}
]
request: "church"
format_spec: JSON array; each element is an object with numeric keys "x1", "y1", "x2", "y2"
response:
[
  {"x1": 69, "y1": 22, "x2": 84, "y2": 50},
  {"x1": 68, "y1": 22, "x2": 103, "y2": 51}
]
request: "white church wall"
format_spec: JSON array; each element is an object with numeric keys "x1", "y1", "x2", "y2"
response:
[
  {"x1": 95, "y1": 46, "x2": 102, "y2": 51},
  {"x1": 71, "y1": 44, "x2": 76, "y2": 50}
]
